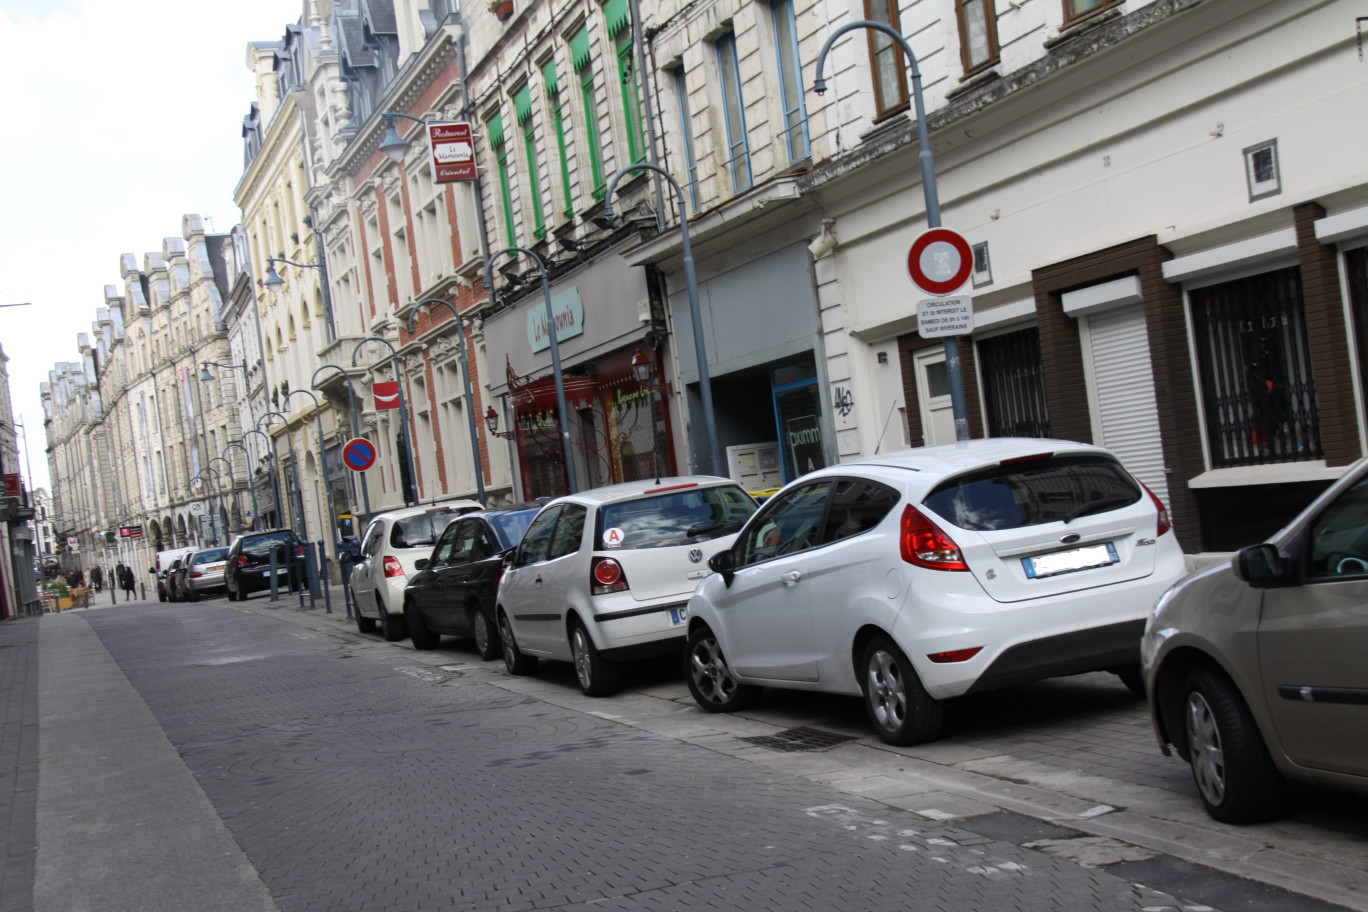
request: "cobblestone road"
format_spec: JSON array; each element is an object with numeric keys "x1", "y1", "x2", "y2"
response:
[{"x1": 79, "y1": 601, "x2": 1213, "y2": 912}]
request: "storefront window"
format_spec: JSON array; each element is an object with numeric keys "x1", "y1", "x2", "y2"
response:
[{"x1": 771, "y1": 357, "x2": 827, "y2": 481}]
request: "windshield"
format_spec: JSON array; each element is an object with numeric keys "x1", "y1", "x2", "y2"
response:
[
  {"x1": 923, "y1": 454, "x2": 1141, "y2": 531},
  {"x1": 391, "y1": 510, "x2": 465, "y2": 549},
  {"x1": 192, "y1": 548, "x2": 229, "y2": 565},
  {"x1": 597, "y1": 484, "x2": 757, "y2": 550},
  {"x1": 242, "y1": 532, "x2": 298, "y2": 554},
  {"x1": 489, "y1": 509, "x2": 539, "y2": 550}
]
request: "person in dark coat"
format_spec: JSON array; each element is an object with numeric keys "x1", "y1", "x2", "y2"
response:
[
  {"x1": 121, "y1": 565, "x2": 137, "y2": 598},
  {"x1": 91, "y1": 565, "x2": 103, "y2": 592}
]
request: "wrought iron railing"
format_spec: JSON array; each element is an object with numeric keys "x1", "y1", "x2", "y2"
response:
[{"x1": 978, "y1": 328, "x2": 1051, "y2": 439}]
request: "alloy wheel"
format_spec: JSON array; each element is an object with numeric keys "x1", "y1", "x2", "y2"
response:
[
  {"x1": 572, "y1": 626, "x2": 593, "y2": 690},
  {"x1": 865, "y1": 649, "x2": 908, "y2": 731},
  {"x1": 689, "y1": 635, "x2": 739, "y2": 705},
  {"x1": 1185, "y1": 690, "x2": 1227, "y2": 807}
]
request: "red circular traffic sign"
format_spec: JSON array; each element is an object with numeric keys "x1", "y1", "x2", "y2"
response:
[
  {"x1": 342, "y1": 437, "x2": 377, "y2": 472},
  {"x1": 907, "y1": 228, "x2": 974, "y2": 296}
]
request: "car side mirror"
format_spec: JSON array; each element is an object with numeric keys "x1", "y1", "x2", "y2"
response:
[
  {"x1": 707, "y1": 549, "x2": 736, "y2": 588},
  {"x1": 1233, "y1": 543, "x2": 1291, "y2": 588},
  {"x1": 414, "y1": 558, "x2": 430, "y2": 571},
  {"x1": 503, "y1": 549, "x2": 518, "y2": 569}
]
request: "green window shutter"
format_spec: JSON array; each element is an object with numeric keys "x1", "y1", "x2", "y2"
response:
[
  {"x1": 542, "y1": 59, "x2": 559, "y2": 94},
  {"x1": 604, "y1": 0, "x2": 629, "y2": 38},
  {"x1": 514, "y1": 85, "x2": 534, "y2": 126},
  {"x1": 570, "y1": 27, "x2": 591, "y2": 71},
  {"x1": 487, "y1": 113, "x2": 505, "y2": 149}
]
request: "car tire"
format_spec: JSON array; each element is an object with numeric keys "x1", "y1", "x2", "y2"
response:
[
  {"x1": 354, "y1": 606, "x2": 377, "y2": 634},
  {"x1": 1114, "y1": 663, "x2": 1145, "y2": 698},
  {"x1": 405, "y1": 600, "x2": 439, "y2": 650},
  {"x1": 570, "y1": 619, "x2": 620, "y2": 697},
  {"x1": 860, "y1": 636, "x2": 943, "y2": 746},
  {"x1": 498, "y1": 610, "x2": 538, "y2": 676},
  {"x1": 1182, "y1": 666, "x2": 1286, "y2": 824},
  {"x1": 684, "y1": 625, "x2": 759, "y2": 713},
  {"x1": 189, "y1": 588, "x2": 200, "y2": 603},
  {"x1": 379, "y1": 601, "x2": 407, "y2": 643},
  {"x1": 471, "y1": 606, "x2": 500, "y2": 661}
]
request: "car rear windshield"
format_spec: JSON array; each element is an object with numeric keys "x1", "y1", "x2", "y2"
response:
[
  {"x1": 489, "y1": 509, "x2": 539, "y2": 550},
  {"x1": 923, "y1": 453, "x2": 1142, "y2": 532},
  {"x1": 391, "y1": 510, "x2": 469, "y2": 549},
  {"x1": 597, "y1": 484, "x2": 757, "y2": 550},
  {"x1": 242, "y1": 531, "x2": 298, "y2": 554},
  {"x1": 192, "y1": 548, "x2": 229, "y2": 565}
]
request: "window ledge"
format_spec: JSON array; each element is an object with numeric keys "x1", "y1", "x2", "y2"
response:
[{"x1": 1188, "y1": 461, "x2": 1348, "y2": 489}]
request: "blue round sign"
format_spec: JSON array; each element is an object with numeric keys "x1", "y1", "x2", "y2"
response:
[{"x1": 343, "y1": 437, "x2": 377, "y2": 472}]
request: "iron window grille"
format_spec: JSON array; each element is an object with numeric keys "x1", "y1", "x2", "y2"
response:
[
  {"x1": 1190, "y1": 267, "x2": 1321, "y2": 468},
  {"x1": 978, "y1": 327, "x2": 1051, "y2": 438}
]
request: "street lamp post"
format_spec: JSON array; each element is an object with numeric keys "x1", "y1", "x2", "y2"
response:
[
  {"x1": 193, "y1": 467, "x2": 224, "y2": 547},
  {"x1": 237, "y1": 428, "x2": 284, "y2": 528},
  {"x1": 207, "y1": 456, "x2": 241, "y2": 536},
  {"x1": 404, "y1": 298, "x2": 487, "y2": 506},
  {"x1": 483, "y1": 248, "x2": 577, "y2": 494},
  {"x1": 258, "y1": 413, "x2": 306, "y2": 531},
  {"x1": 602, "y1": 163, "x2": 721, "y2": 476},
  {"x1": 223, "y1": 442, "x2": 258, "y2": 530},
  {"x1": 813, "y1": 21, "x2": 969, "y2": 441},
  {"x1": 351, "y1": 337, "x2": 419, "y2": 507},
  {"x1": 262, "y1": 257, "x2": 336, "y2": 342},
  {"x1": 313, "y1": 364, "x2": 371, "y2": 527}
]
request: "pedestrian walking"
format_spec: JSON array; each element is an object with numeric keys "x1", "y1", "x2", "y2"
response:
[
  {"x1": 121, "y1": 565, "x2": 136, "y2": 599},
  {"x1": 91, "y1": 565, "x2": 103, "y2": 593}
]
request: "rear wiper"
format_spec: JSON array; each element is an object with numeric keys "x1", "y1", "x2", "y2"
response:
[{"x1": 1063, "y1": 496, "x2": 1134, "y2": 523}]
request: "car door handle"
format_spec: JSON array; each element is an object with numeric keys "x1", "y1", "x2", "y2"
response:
[
  {"x1": 781, "y1": 571, "x2": 802, "y2": 586},
  {"x1": 535, "y1": 575, "x2": 543, "y2": 588}
]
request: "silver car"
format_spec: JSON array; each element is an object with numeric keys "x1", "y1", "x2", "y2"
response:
[
  {"x1": 1143, "y1": 459, "x2": 1368, "y2": 823},
  {"x1": 180, "y1": 547, "x2": 229, "y2": 600}
]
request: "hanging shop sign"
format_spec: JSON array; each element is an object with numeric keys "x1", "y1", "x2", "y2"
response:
[
  {"x1": 373, "y1": 381, "x2": 400, "y2": 410},
  {"x1": 428, "y1": 122, "x2": 476, "y2": 182}
]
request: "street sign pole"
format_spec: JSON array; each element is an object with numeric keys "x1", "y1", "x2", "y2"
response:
[{"x1": 908, "y1": 227, "x2": 975, "y2": 441}]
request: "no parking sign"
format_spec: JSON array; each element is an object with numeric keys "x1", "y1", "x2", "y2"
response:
[{"x1": 343, "y1": 437, "x2": 377, "y2": 472}]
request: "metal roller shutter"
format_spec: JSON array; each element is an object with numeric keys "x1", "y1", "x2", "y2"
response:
[{"x1": 1086, "y1": 305, "x2": 1170, "y2": 506}]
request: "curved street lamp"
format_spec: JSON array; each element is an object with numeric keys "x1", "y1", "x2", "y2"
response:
[
  {"x1": 222, "y1": 442, "x2": 260, "y2": 530},
  {"x1": 484, "y1": 247, "x2": 577, "y2": 493},
  {"x1": 236, "y1": 429, "x2": 283, "y2": 528},
  {"x1": 192, "y1": 467, "x2": 224, "y2": 546},
  {"x1": 283, "y1": 387, "x2": 339, "y2": 558},
  {"x1": 351, "y1": 337, "x2": 419, "y2": 506},
  {"x1": 258, "y1": 412, "x2": 306, "y2": 532},
  {"x1": 814, "y1": 20, "x2": 967, "y2": 441},
  {"x1": 206, "y1": 456, "x2": 242, "y2": 536},
  {"x1": 313, "y1": 364, "x2": 371, "y2": 526},
  {"x1": 404, "y1": 298, "x2": 487, "y2": 506},
  {"x1": 262, "y1": 257, "x2": 337, "y2": 342},
  {"x1": 603, "y1": 162, "x2": 719, "y2": 476}
]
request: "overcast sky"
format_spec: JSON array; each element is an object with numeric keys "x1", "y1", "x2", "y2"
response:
[{"x1": 0, "y1": 0, "x2": 297, "y2": 494}]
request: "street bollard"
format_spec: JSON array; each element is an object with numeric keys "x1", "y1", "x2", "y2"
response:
[
  {"x1": 318, "y1": 540, "x2": 332, "y2": 614},
  {"x1": 303, "y1": 545, "x2": 317, "y2": 610},
  {"x1": 110, "y1": 586, "x2": 117, "y2": 605},
  {"x1": 269, "y1": 549, "x2": 279, "y2": 601}
]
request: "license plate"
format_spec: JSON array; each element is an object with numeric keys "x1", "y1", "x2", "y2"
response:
[
  {"x1": 669, "y1": 606, "x2": 688, "y2": 626},
  {"x1": 1023, "y1": 542, "x2": 1119, "y2": 579}
]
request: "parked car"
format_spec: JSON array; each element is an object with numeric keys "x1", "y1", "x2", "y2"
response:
[
  {"x1": 403, "y1": 504, "x2": 543, "y2": 656},
  {"x1": 350, "y1": 500, "x2": 482, "y2": 641},
  {"x1": 176, "y1": 547, "x2": 229, "y2": 601},
  {"x1": 164, "y1": 558, "x2": 188, "y2": 602},
  {"x1": 684, "y1": 438, "x2": 1186, "y2": 746},
  {"x1": 155, "y1": 546, "x2": 196, "y2": 602},
  {"x1": 225, "y1": 529, "x2": 306, "y2": 601},
  {"x1": 497, "y1": 477, "x2": 758, "y2": 696},
  {"x1": 1143, "y1": 458, "x2": 1368, "y2": 824}
]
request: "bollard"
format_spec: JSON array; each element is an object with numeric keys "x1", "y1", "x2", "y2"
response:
[
  {"x1": 318, "y1": 540, "x2": 332, "y2": 614},
  {"x1": 110, "y1": 586, "x2": 117, "y2": 605},
  {"x1": 269, "y1": 549, "x2": 279, "y2": 601},
  {"x1": 303, "y1": 545, "x2": 318, "y2": 610}
]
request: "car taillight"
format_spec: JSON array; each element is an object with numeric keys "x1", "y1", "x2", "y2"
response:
[
  {"x1": 383, "y1": 556, "x2": 405, "y2": 578},
  {"x1": 899, "y1": 505, "x2": 969, "y2": 571},
  {"x1": 1140, "y1": 483, "x2": 1171, "y2": 537},
  {"x1": 591, "y1": 557, "x2": 628, "y2": 595},
  {"x1": 190, "y1": 572, "x2": 203, "y2": 579},
  {"x1": 236, "y1": 555, "x2": 249, "y2": 568}
]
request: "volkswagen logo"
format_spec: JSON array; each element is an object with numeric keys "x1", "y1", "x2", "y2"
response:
[
  {"x1": 688, "y1": 548, "x2": 704, "y2": 564},
  {"x1": 1060, "y1": 533, "x2": 1081, "y2": 544}
]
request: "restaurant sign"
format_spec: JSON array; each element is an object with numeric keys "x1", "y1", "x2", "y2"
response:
[{"x1": 526, "y1": 288, "x2": 584, "y2": 354}]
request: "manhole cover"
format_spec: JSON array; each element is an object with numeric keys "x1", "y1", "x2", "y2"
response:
[{"x1": 740, "y1": 726, "x2": 856, "y2": 752}]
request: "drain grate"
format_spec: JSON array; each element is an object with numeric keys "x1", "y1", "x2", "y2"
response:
[{"x1": 739, "y1": 726, "x2": 857, "y2": 753}]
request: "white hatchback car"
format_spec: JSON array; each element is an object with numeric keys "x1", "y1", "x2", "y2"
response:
[
  {"x1": 496, "y1": 476, "x2": 757, "y2": 696},
  {"x1": 685, "y1": 439, "x2": 1188, "y2": 745},
  {"x1": 350, "y1": 500, "x2": 482, "y2": 640}
]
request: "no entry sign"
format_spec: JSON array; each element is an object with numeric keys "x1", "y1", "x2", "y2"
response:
[
  {"x1": 907, "y1": 227, "x2": 973, "y2": 297},
  {"x1": 343, "y1": 437, "x2": 377, "y2": 472}
]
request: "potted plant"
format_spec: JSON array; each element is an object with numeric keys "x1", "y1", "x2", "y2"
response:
[{"x1": 490, "y1": 0, "x2": 514, "y2": 21}]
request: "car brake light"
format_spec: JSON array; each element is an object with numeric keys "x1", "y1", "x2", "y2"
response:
[
  {"x1": 900, "y1": 505, "x2": 969, "y2": 571},
  {"x1": 1140, "y1": 483, "x2": 1171, "y2": 537},
  {"x1": 236, "y1": 555, "x2": 249, "y2": 568},
  {"x1": 591, "y1": 557, "x2": 628, "y2": 595},
  {"x1": 927, "y1": 647, "x2": 983, "y2": 663},
  {"x1": 644, "y1": 482, "x2": 698, "y2": 494},
  {"x1": 383, "y1": 556, "x2": 405, "y2": 578}
]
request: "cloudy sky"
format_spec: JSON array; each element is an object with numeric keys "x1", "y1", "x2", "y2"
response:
[{"x1": 0, "y1": 0, "x2": 297, "y2": 492}]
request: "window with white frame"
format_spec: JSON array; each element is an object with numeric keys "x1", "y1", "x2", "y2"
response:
[
  {"x1": 436, "y1": 358, "x2": 470, "y2": 494},
  {"x1": 410, "y1": 371, "x2": 438, "y2": 499},
  {"x1": 409, "y1": 162, "x2": 451, "y2": 290},
  {"x1": 715, "y1": 31, "x2": 752, "y2": 193},
  {"x1": 366, "y1": 213, "x2": 384, "y2": 313},
  {"x1": 387, "y1": 191, "x2": 413, "y2": 305},
  {"x1": 1244, "y1": 139, "x2": 1281, "y2": 202}
]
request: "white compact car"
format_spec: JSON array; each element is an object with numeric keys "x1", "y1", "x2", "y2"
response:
[
  {"x1": 685, "y1": 439, "x2": 1188, "y2": 745},
  {"x1": 349, "y1": 500, "x2": 482, "y2": 640},
  {"x1": 496, "y1": 476, "x2": 757, "y2": 696}
]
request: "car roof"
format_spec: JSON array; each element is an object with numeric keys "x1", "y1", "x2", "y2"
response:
[
  {"x1": 367, "y1": 500, "x2": 484, "y2": 523},
  {"x1": 831, "y1": 438, "x2": 1114, "y2": 488},
  {"x1": 549, "y1": 475, "x2": 741, "y2": 508}
]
